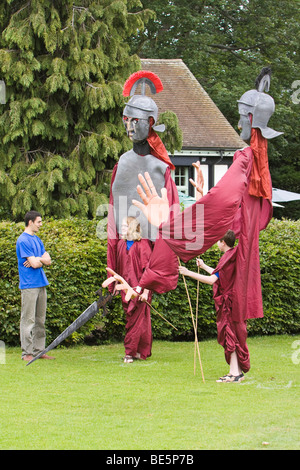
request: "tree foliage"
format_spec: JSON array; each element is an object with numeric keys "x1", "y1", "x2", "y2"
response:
[
  {"x1": 131, "y1": 0, "x2": 300, "y2": 218},
  {"x1": 0, "y1": 0, "x2": 155, "y2": 220}
]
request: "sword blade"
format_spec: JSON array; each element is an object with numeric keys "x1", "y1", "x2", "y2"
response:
[{"x1": 26, "y1": 301, "x2": 99, "y2": 366}]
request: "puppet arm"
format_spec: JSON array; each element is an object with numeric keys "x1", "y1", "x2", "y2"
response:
[{"x1": 179, "y1": 266, "x2": 218, "y2": 285}]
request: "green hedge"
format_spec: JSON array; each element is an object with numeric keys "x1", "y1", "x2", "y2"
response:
[{"x1": 0, "y1": 217, "x2": 299, "y2": 347}]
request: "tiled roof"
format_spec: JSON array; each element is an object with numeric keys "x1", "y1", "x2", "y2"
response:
[{"x1": 140, "y1": 58, "x2": 245, "y2": 150}]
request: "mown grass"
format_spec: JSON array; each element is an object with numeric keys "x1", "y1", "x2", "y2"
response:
[{"x1": 0, "y1": 335, "x2": 299, "y2": 450}]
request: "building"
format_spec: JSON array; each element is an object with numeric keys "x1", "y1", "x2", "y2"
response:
[{"x1": 140, "y1": 58, "x2": 246, "y2": 197}]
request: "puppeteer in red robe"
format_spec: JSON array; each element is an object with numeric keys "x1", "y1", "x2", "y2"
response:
[
  {"x1": 116, "y1": 238, "x2": 153, "y2": 359},
  {"x1": 212, "y1": 246, "x2": 250, "y2": 373}
]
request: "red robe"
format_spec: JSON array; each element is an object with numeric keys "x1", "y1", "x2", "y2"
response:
[
  {"x1": 212, "y1": 248, "x2": 250, "y2": 373},
  {"x1": 116, "y1": 239, "x2": 153, "y2": 359},
  {"x1": 158, "y1": 145, "x2": 272, "y2": 322}
]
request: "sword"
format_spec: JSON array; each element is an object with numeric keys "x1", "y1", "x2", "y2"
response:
[{"x1": 26, "y1": 290, "x2": 113, "y2": 366}]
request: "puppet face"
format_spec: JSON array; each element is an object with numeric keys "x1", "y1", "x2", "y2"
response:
[
  {"x1": 123, "y1": 116, "x2": 150, "y2": 143},
  {"x1": 238, "y1": 103, "x2": 252, "y2": 142}
]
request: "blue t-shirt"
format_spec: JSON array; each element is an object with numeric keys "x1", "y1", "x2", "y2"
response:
[{"x1": 16, "y1": 232, "x2": 49, "y2": 289}]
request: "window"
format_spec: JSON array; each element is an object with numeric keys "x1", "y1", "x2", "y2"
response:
[
  {"x1": 214, "y1": 165, "x2": 228, "y2": 185},
  {"x1": 173, "y1": 167, "x2": 189, "y2": 194}
]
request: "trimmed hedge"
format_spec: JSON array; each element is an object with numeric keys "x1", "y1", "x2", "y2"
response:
[{"x1": 0, "y1": 217, "x2": 299, "y2": 347}]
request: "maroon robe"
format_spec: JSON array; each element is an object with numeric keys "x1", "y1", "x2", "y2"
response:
[
  {"x1": 212, "y1": 248, "x2": 250, "y2": 373},
  {"x1": 158, "y1": 146, "x2": 272, "y2": 322},
  {"x1": 159, "y1": 147, "x2": 253, "y2": 262},
  {"x1": 116, "y1": 239, "x2": 153, "y2": 359}
]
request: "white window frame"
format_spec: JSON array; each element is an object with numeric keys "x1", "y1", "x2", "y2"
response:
[{"x1": 172, "y1": 167, "x2": 189, "y2": 195}]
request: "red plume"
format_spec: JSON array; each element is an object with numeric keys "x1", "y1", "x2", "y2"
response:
[{"x1": 123, "y1": 70, "x2": 163, "y2": 97}]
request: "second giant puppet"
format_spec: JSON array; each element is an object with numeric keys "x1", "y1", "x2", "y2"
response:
[
  {"x1": 125, "y1": 68, "x2": 282, "y2": 372},
  {"x1": 107, "y1": 71, "x2": 179, "y2": 295}
]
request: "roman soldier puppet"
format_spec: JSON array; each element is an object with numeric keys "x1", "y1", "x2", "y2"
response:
[{"x1": 107, "y1": 70, "x2": 180, "y2": 294}]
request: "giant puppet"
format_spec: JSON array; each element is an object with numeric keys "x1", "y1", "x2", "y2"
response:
[
  {"x1": 106, "y1": 68, "x2": 283, "y2": 374},
  {"x1": 107, "y1": 70, "x2": 180, "y2": 294},
  {"x1": 106, "y1": 70, "x2": 180, "y2": 360}
]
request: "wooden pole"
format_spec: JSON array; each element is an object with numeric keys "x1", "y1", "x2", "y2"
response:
[
  {"x1": 145, "y1": 301, "x2": 178, "y2": 331},
  {"x1": 178, "y1": 257, "x2": 205, "y2": 383},
  {"x1": 194, "y1": 265, "x2": 200, "y2": 375}
]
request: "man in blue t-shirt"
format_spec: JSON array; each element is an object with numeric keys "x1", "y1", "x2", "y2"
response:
[{"x1": 16, "y1": 210, "x2": 54, "y2": 361}]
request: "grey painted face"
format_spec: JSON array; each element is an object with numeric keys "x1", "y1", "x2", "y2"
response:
[
  {"x1": 123, "y1": 116, "x2": 150, "y2": 143},
  {"x1": 238, "y1": 102, "x2": 252, "y2": 141}
]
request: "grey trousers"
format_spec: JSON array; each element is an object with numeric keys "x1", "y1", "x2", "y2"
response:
[{"x1": 20, "y1": 287, "x2": 47, "y2": 357}]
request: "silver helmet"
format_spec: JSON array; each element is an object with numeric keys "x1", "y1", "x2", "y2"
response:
[
  {"x1": 237, "y1": 67, "x2": 283, "y2": 140},
  {"x1": 123, "y1": 94, "x2": 159, "y2": 122},
  {"x1": 122, "y1": 70, "x2": 165, "y2": 130}
]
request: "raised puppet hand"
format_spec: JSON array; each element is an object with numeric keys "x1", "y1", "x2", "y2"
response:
[
  {"x1": 189, "y1": 161, "x2": 204, "y2": 200},
  {"x1": 102, "y1": 268, "x2": 138, "y2": 302},
  {"x1": 132, "y1": 172, "x2": 170, "y2": 227}
]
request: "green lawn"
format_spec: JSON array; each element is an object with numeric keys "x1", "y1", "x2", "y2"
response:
[{"x1": 1, "y1": 335, "x2": 299, "y2": 450}]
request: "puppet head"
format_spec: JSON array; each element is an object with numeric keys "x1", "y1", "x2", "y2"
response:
[
  {"x1": 237, "y1": 67, "x2": 283, "y2": 141},
  {"x1": 122, "y1": 70, "x2": 165, "y2": 142}
]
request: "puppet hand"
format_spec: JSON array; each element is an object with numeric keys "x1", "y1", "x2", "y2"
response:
[
  {"x1": 132, "y1": 172, "x2": 170, "y2": 227},
  {"x1": 104, "y1": 268, "x2": 138, "y2": 302},
  {"x1": 102, "y1": 276, "x2": 116, "y2": 288},
  {"x1": 189, "y1": 161, "x2": 204, "y2": 200},
  {"x1": 102, "y1": 275, "x2": 118, "y2": 295}
]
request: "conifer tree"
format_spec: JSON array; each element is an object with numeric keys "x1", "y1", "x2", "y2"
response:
[{"x1": 0, "y1": 0, "x2": 154, "y2": 219}]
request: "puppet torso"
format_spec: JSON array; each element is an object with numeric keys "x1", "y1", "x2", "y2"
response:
[{"x1": 112, "y1": 149, "x2": 168, "y2": 241}]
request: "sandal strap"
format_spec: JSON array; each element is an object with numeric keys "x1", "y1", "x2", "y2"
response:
[
  {"x1": 216, "y1": 373, "x2": 245, "y2": 383},
  {"x1": 216, "y1": 374, "x2": 233, "y2": 382},
  {"x1": 123, "y1": 355, "x2": 133, "y2": 363}
]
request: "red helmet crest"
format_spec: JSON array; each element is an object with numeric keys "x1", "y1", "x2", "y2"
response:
[{"x1": 123, "y1": 70, "x2": 163, "y2": 97}]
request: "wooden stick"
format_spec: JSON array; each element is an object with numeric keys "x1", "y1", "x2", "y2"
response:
[
  {"x1": 178, "y1": 257, "x2": 205, "y2": 383},
  {"x1": 145, "y1": 301, "x2": 178, "y2": 331},
  {"x1": 194, "y1": 265, "x2": 200, "y2": 375}
]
